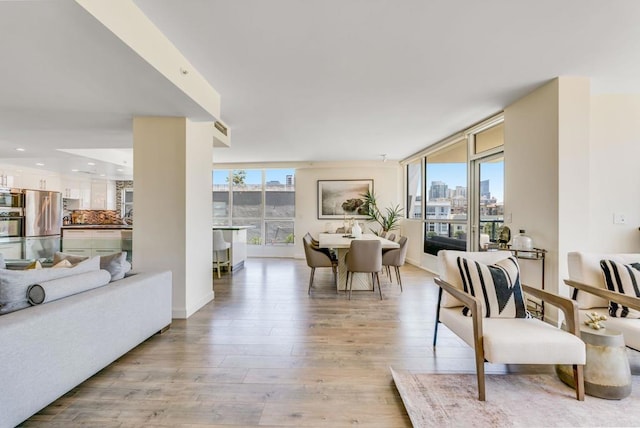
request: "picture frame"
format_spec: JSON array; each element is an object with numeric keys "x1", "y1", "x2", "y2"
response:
[{"x1": 317, "y1": 179, "x2": 373, "y2": 219}]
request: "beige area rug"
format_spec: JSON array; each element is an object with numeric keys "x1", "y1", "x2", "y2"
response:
[{"x1": 391, "y1": 368, "x2": 640, "y2": 428}]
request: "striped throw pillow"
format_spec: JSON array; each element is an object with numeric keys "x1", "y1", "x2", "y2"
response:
[
  {"x1": 600, "y1": 260, "x2": 640, "y2": 318},
  {"x1": 457, "y1": 256, "x2": 530, "y2": 318}
]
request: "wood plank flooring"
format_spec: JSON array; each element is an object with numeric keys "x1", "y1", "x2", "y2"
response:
[{"x1": 23, "y1": 258, "x2": 640, "y2": 427}]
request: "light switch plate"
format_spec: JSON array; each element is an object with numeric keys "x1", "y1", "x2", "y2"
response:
[{"x1": 613, "y1": 213, "x2": 626, "y2": 224}]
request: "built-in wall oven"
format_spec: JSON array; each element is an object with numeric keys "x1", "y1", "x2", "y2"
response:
[
  {"x1": 0, "y1": 190, "x2": 24, "y2": 208},
  {"x1": 0, "y1": 213, "x2": 23, "y2": 238}
]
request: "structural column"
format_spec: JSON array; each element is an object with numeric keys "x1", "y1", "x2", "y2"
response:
[{"x1": 133, "y1": 117, "x2": 214, "y2": 319}]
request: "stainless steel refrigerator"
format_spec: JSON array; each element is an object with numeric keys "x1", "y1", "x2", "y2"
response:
[{"x1": 23, "y1": 190, "x2": 62, "y2": 260}]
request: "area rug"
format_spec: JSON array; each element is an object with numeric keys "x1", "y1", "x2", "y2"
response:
[{"x1": 390, "y1": 368, "x2": 640, "y2": 428}]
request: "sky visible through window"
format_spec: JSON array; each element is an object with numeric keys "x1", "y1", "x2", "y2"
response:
[{"x1": 428, "y1": 163, "x2": 504, "y2": 203}]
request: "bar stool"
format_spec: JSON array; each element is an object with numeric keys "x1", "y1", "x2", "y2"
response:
[{"x1": 212, "y1": 230, "x2": 231, "y2": 279}]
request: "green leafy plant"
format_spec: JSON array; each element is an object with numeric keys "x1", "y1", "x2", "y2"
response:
[{"x1": 361, "y1": 190, "x2": 403, "y2": 234}]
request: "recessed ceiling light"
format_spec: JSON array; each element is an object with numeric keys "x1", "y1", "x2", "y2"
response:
[
  {"x1": 71, "y1": 169, "x2": 79, "y2": 172},
  {"x1": 87, "y1": 162, "x2": 96, "y2": 166},
  {"x1": 99, "y1": 174, "x2": 106, "y2": 177},
  {"x1": 117, "y1": 168, "x2": 124, "y2": 172},
  {"x1": 15, "y1": 148, "x2": 25, "y2": 152},
  {"x1": 35, "y1": 162, "x2": 44, "y2": 166}
]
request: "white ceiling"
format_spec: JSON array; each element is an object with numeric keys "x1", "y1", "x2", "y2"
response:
[{"x1": 1, "y1": 0, "x2": 640, "y2": 175}]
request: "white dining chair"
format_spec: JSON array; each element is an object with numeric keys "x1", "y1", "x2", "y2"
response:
[{"x1": 212, "y1": 230, "x2": 231, "y2": 279}]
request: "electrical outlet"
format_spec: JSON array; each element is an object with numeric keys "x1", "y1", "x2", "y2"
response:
[{"x1": 613, "y1": 213, "x2": 626, "y2": 225}]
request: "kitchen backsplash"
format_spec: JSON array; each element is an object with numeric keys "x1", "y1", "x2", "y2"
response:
[{"x1": 71, "y1": 210, "x2": 124, "y2": 225}]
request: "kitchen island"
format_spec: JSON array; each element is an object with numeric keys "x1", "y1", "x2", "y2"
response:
[
  {"x1": 212, "y1": 226, "x2": 252, "y2": 272},
  {"x1": 61, "y1": 225, "x2": 132, "y2": 260}
]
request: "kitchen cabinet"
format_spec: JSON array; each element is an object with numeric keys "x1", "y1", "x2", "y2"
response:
[
  {"x1": 90, "y1": 182, "x2": 107, "y2": 209},
  {"x1": 62, "y1": 229, "x2": 123, "y2": 257},
  {"x1": 89, "y1": 180, "x2": 116, "y2": 210},
  {"x1": 20, "y1": 172, "x2": 61, "y2": 192},
  {"x1": 61, "y1": 177, "x2": 92, "y2": 209},
  {"x1": 0, "y1": 239, "x2": 23, "y2": 259}
]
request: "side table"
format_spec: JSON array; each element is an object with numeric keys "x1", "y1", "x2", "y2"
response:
[{"x1": 556, "y1": 324, "x2": 632, "y2": 399}]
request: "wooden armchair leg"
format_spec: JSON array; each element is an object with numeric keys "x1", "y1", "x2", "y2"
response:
[
  {"x1": 573, "y1": 364, "x2": 585, "y2": 401},
  {"x1": 475, "y1": 349, "x2": 486, "y2": 401}
]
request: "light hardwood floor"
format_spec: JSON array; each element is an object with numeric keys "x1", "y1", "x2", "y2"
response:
[{"x1": 24, "y1": 258, "x2": 640, "y2": 427}]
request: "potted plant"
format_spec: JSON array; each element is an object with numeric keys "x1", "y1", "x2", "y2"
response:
[{"x1": 361, "y1": 190, "x2": 403, "y2": 235}]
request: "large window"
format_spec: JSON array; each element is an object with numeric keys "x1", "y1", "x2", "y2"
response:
[
  {"x1": 405, "y1": 115, "x2": 504, "y2": 255},
  {"x1": 212, "y1": 169, "x2": 295, "y2": 246},
  {"x1": 424, "y1": 139, "x2": 468, "y2": 255}
]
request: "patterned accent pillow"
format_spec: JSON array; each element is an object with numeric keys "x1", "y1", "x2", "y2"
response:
[
  {"x1": 600, "y1": 260, "x2": 640, "y2": 318},
  {"x1": 457, "y1": 256, "x2": 530, "y2": 318}
]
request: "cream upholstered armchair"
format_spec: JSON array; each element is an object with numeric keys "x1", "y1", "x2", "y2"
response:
[
  {"x1": 433, "y1": 250, "x2": 586, "y2": 401},
  {"x1": 565, "y1": 251, "x2": 640, "y2": 351}
]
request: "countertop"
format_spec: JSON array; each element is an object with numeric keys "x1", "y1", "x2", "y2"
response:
[{"x1": 62, "y1": 224, "x2": 133, "y2": 229}]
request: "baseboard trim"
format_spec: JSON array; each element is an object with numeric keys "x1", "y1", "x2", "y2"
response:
[{"x1": 172, "y1": 290, "x2": 214, "y2": 319}]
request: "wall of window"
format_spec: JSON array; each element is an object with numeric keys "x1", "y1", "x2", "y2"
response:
[
  {"x1": 213, "y1": 169, "x2": 295, "y2": 246},
  {"x1": 403, "y1": 115, "x2": 504, "y2": 256}
]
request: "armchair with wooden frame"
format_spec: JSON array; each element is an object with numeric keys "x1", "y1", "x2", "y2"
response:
[
  {"x1": 566, "y1": 251, "x2": 640, "y2": 351},
  {"x1": 433, "y1": 250, "x2": 586, "y2": 401}
]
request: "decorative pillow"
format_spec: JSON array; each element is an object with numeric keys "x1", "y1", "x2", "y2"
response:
[
  {"x1": 25, "y1": 260, "x2": 43, "y2": 270},
  {"x1": 53, "y1": 252, "x2": 89, "y2": 266},
  {"x1": 600, "y1": 260, "x2": 640, "y2": 318},
  {"x1": 0, "y1": 256, "x2": 100, "y2": 315},
  {"x1": 99, "y1": 252, "x2": 131, "y2": 281},
  {"x1": 457, "y1": 256, "x2": 530, "y2": 318},
  {"x1": 52, "y1": 259, "x2": 73, "y2": 268},
  {"x1": 27, "y1": 270, "x2": 111, "y2": 305}
]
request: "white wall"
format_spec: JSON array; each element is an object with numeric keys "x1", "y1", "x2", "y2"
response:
[
  {"x1": 294, "y1": 161, "x2": 402, "y2": 258},
  {"x1": 589, "y1": 94, "x2": 640, "y2": 252},
  {"x1": 133, "y1": 117, "x2": 214, "y2": 319}
]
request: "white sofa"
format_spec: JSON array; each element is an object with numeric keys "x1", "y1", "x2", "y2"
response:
[
  {"x1": 0, "y1": 269, "x2": 172, "y2": 428},
  {"x1": 566, "y1": 251, "x2": 640, "y2": 351}
]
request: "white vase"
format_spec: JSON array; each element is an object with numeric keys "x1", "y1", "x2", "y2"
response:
[{"x1": 352, "y1": 222, "x2": 362, "y2": 238}]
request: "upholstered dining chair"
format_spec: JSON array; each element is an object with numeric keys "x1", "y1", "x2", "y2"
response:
[
  {"x1": 345, "y1": 239, "x2": 383, "y2": 300},
  {"x1": 382, "y1": 236, "x2": 408, "y2": 291},
  {"x1": 433, "y1": 250, "x2": 586, "y2": 401},
  {"x1": 303, "y1": 234, "x2": 337, "y2": 294},
  {"x1": 212, "y1": 230, "x2": 231, "y2": 279}
]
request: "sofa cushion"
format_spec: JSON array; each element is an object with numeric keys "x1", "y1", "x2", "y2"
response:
[
  {"x1": 53, "y1": 251, "x2": 88, "y2": 265},
  {"x1": 99, "y1": 252, "x2": 131, "y2": 281},
  {"x1": 27, "y1": 270, "x2": 111, "y2": 305},
  {"x1": 600, "y1": 260, "x2": 640, "y2": 318},
  {"x1": 0, "y1": 256, "x2": 100, "y2": 314},
  {"x1": 55, "y1": 251, "x2": 131, "y2": 282},
  {"x1": 457, "y1": 256, "x2": 529, "y2": 318}
]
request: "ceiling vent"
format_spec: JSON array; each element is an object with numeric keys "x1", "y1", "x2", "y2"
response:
[{"x1": 214, "y1": 121, "x2": 227, "y2": 136}]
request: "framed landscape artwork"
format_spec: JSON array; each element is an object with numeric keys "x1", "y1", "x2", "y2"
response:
[{"x1": 317, "y1": 179, "x2": 373, "y2": 219}]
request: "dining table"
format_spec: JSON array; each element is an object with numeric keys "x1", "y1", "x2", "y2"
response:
[{"x1": 318, "y1": 233, "x2": 400, "y2": 291}]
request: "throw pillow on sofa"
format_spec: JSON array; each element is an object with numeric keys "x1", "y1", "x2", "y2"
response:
[
  {"x1": 27, "y1": 270, "x2": 111, "y2": 305},
  {"x1": 54, "y1": 251, "x2": 131, "y2": 282},
  {"x1": 53, "y1": 252, "x2": 88, "y2": 265},
  {"x1": 0, "y1": 256, "x2": 100, "y2": 315}
]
